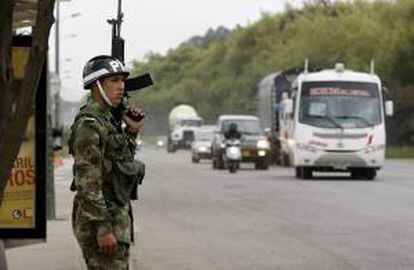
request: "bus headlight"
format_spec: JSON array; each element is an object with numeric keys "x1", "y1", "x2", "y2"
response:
[
  {"x1": 296, "y1": 143, "x2": 318, "y2": 153},
  {"x1": 257, "y1": 139, "x2": 270, "y2": 149},
  {"x1": 364, "y1": 144, "x2": 385, "y2": 154}
]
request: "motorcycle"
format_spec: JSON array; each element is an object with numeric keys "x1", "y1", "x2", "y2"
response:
[{"x1": 223, "y1": 138, "x2": 242, "y2": 173}]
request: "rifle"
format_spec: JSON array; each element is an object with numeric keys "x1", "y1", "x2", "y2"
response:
[
  {"x1": 107, "y1": 0, "x2": 153, "y2": 122},
  {"x1": 107, "y1": 1, "x2": 150, "y2": 243}
]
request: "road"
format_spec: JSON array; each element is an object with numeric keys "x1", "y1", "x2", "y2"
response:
[
  {"x1": 132, "y1": 146, "x2": 414, "y2": 270},
  {"x1": 7, "y1": 146, "x2": 413, "y2": 270}
]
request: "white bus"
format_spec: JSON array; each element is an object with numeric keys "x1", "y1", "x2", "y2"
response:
[{"x1": 281, "y1": 63, "x2": 393, "y2": 180}]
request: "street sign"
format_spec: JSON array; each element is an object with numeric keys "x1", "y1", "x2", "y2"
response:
[{"x1": 0, "y1": 36, "x2": 46, "y2": 239}]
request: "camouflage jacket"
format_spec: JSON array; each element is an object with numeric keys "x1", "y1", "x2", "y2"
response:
[{"x1": 69, "y1": 101, "x2": 143, "y2": 244}]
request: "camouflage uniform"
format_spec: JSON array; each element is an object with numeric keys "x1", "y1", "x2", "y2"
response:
[{"x1": 69, "y1": 101, "x2": 144, "y2": 270}]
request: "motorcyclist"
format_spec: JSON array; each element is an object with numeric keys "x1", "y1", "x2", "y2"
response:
[{"x1": 224, "y1": 122, "x2": 242, "y2": 140}]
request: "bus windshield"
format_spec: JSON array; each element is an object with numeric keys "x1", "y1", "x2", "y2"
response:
[{"x1": 299, "y1": 81, "x2": 381, "y2": 129}]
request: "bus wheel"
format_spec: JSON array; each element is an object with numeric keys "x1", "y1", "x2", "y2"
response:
[
  {"x1": 364, "y1": 169, "x2": 377, "y2": 180},
  {"x1": 295, "y1": 166, "x2": 312, "y2": 179},
  {"x1": 351, "y1": 170, "x2": 362, "y2": 179}
]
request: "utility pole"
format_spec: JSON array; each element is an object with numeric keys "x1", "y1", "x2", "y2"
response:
[
  {"x1": 55, "y1": 0, "x2": 60, "y2": 75},
  {"x1": 47, "y1": 0, "x2": 62, "y2": 220},
  {"x1": 54, "y1": 0, "x2": 61, "y2": 131},
  {"x1": 48, "y1": 1, "x2": 80, "y2": 220}
]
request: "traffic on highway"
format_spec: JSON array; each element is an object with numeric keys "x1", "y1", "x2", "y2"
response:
[{"x1": 163, "y1": 62, "x2": 394, "y2": 180}]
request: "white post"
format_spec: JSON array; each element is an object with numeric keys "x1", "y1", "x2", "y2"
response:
[
  {"x1": 304, "y1": 58, "x2": 309, "y2": 74},
  {"x1": 370, "y1": 59, "x2": 375, "y2": 74}
]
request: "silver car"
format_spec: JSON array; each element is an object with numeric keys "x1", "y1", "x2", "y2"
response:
[{"x1": 191, "y1": 126, "x2": 215, "y2": 163}]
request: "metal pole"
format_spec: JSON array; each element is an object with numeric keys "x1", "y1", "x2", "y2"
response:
[
  {"x1": 54, "y1": 91, "x2": 60, "y2": 129},
  {"x1": 47, "y1": 0, "x2": 60, "y2": 220},
  {"x1": 54, "y1": 0, "x2": 60, "y2": 129},
  {"x1": 55, "y1": 0, "x2": 60, "y2": 75},
  {"x1": 47, "y1": 105, "x2": 56, "y2": 220}
]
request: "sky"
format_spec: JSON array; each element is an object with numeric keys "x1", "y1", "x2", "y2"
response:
[{"x1": 50, "y1": 0, "x2": 304, "y2": 101}]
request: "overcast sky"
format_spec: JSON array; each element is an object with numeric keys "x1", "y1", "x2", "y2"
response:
[{"x1": 50, "y1": 0, "x2": 304, "y2": 101}]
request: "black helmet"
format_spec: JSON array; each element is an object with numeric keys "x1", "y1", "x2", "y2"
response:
[{"x1": 82, "y1": 55, "x2": 130, "y2": 89}]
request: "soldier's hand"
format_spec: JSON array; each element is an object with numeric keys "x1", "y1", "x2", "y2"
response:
[
  {"x1": 126, "y1": 107, "x2": 145, "y2": 121},
  {"x1": 97, "y1": 232, "x2": 118, "y2": 256},
  {"x1": 123, "y1": 113, "x2": 144, "y2": 134}
]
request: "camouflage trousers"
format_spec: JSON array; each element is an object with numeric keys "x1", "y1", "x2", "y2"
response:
[
  {"x1": 72, "y1": 200, "x2": 130, "y2": 270},
  {"x1": 78, "y1": 238, "x2": 129, "y2": 270}
]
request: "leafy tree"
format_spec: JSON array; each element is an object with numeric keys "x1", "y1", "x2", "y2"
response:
[{"x1": 132, "y1": 0, "x2": 414, "y2": 144}]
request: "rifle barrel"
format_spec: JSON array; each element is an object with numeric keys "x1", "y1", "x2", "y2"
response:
[{"x1": 117, "y1": 0, "x2": 122, "y2": 35}]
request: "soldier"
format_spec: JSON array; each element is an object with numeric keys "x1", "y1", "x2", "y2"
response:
[{"x1": 69, "y1": 55, "x2": 145, "y2": 269}]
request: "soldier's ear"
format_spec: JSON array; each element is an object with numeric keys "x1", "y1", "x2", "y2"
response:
[{"x1": 91, "y1": 81, "x2": 100, "y2": 91}]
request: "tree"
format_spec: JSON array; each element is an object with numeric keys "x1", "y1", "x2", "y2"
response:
[
  {"x1": 132, "y1": 0, "x2": 414, "y2": 144},
  {"x1": 0, "y1": 0, "x2": 55, "y2": 204}
]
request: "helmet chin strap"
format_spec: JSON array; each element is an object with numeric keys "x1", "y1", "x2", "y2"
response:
[{"x1": 96, "y1": 80, "x2": 115, "y2": 108}]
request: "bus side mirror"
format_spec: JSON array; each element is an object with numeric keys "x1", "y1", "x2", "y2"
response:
[
  {"x1": 385, "y1": 100, "x2": 393, "y2": 116},
  {"x1": 284, "y1": 99, "x2": 294, "y2": 115}
]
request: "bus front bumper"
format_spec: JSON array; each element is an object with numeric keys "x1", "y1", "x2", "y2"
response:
[{"x1": 294, "y1": 146, "x2": 385, "y2": 171}]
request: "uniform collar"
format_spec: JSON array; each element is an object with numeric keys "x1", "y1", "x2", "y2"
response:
[{"x1": 89, "y1": 101, "x2": 112, "y2": 119}]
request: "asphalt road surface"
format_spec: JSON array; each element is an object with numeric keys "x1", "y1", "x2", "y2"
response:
[{"x1": 130, "y1": 146, "x2": 414, "y2": 270}]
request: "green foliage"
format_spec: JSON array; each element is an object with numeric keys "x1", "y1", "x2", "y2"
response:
[
  {"x1": 131, "y1": 0, "x2": 414, "y2": 136},
  {"x1": 386, "y1": 146, "x2": 414, "y2": 159}
]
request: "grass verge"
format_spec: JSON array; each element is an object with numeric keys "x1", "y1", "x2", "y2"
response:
[{"x1": 386, "y1": 146, "x2": 414, "y2": 159}]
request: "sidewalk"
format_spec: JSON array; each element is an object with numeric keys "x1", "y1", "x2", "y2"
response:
[
  {"x1": 6, "y1": 157, "x2": 141, "y2": 270},
  {"x1": 6, "y1": 158, "x2": 86, "y2": 270}
]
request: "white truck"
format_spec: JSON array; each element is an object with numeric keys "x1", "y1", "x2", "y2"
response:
[
  {"x1": 167, "y1": 104, "x2": 203, "y2": 153},
  {"x1": 279, "y1": 62, "x2": 393, "y2": 180}
]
